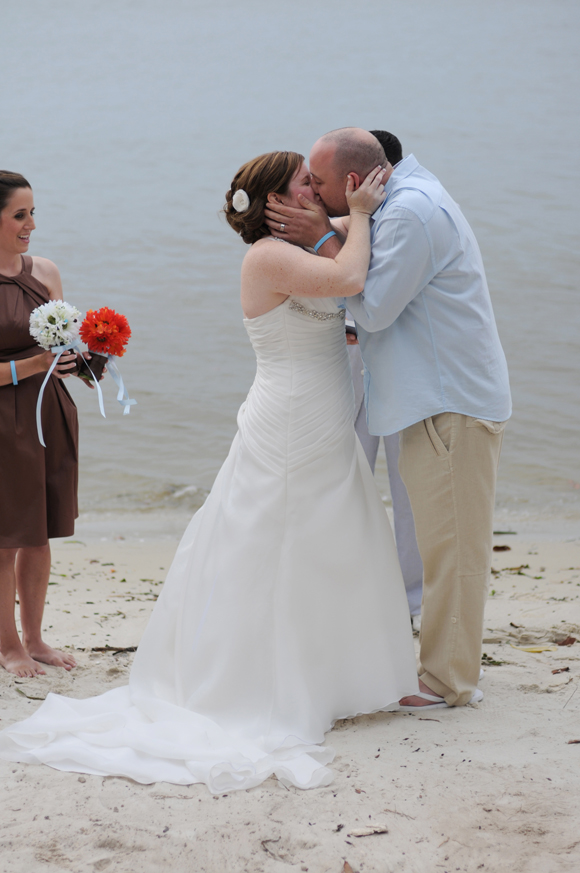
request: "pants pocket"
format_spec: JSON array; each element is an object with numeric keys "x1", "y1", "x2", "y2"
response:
[
  {"x1": 424, "y1": 416, "x2": 450, "y2": 458},
  {"x1": 465, "y1": 418, "x2": 508, "y2": 434}
]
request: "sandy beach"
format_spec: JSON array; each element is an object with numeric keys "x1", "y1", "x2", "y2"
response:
[{"x1": 1, "y1": 531, "x2": 579, "y2": 873}]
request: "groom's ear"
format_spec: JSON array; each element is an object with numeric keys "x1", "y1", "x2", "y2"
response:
[{"x1": 348, "y1": 173, "x2": 361, "y2": 190}]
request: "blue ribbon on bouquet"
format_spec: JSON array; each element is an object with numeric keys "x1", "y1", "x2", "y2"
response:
[
  {"x1": 105, "y1": 355, "x2": 137, "y2": 415},
  {"x1": 36, "y1": 341, "x2": 81, "y2": 447}
]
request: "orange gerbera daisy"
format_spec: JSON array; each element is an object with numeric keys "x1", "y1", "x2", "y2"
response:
[{"x1": 80, "y1": 307, "x2": 132, "y2": 358}]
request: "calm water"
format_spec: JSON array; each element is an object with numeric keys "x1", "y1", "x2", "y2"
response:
[{"x1": 2, "y1": 1, "x2": 579, "y2": 537}]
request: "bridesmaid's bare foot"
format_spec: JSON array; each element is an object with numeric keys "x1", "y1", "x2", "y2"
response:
[
  {"x1": 0, "y1": 647, "x2": 46, "y2": 678},
  {"x1": 25, "y1": 641, "x2": 76, "y2": 671}
]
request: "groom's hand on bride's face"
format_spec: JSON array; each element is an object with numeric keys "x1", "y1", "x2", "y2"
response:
[{"x1": 264, "y1": 196, "x2": 331, "y2": 248}]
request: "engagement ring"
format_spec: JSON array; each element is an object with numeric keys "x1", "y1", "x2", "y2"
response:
[{"x1": 280, "y1": 223, "x2": 285, "y2": 231}]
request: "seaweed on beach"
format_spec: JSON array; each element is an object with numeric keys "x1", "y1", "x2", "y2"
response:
[{"x1": 90, "y1": 645, "x2": 137, "y2": 656}]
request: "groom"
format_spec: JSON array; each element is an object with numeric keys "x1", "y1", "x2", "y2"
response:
[{"x1": 265, "y1": 128, "x2": 511, "y2": 708}]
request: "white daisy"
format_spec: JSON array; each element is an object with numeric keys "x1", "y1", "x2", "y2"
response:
[{"x1": 29, "y1": 300, "x2": 82, "y2": 350}]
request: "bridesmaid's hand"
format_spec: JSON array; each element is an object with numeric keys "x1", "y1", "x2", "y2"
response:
[
  {"x1": 52, "y1": 350, "x2": 78, "y2": 379},
  {"x1": 83, "y1": 351, "x2": 107, "y2": 378},
  {"x1": 77, "y1": 352, "x2": 107, "y2": 390}
]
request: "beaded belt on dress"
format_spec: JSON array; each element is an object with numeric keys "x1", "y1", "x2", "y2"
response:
[{"x1": 288, "y1": 300, "x2": 346, "y2": 322}]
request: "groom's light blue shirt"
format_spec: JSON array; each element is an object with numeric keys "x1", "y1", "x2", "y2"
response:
[{"x1": 346, "y1": 155, "x2": 512, "y2": 436}]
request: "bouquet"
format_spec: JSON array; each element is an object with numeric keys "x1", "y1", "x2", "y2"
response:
[
  {"x1": 29, "y1": 302, "x2": 136, "y2": 447},
  {"x1": 77, "y1": 306, "x2": 136, "y2": 416},
  {"x1": 77, "y1": 307, "x2": 132, "y2": 382},
  {"x1": 29, "y1": 300, "x2": 81, "y2": 350},
  {"x1": 29, "y1": 301, "x2": 82, "y2": 447}
]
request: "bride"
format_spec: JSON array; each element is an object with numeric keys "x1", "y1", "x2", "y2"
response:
[{"x1": 0, "y1": 151, "x2": 418, "y2": 793}]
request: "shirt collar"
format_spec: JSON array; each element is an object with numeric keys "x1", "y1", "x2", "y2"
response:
[{"x1": 371, "y1": 154, "x2": 420, "y2": 221}]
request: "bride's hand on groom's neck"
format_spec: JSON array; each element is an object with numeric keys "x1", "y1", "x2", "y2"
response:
[{"x1": 264, "y1": 196, "x2": 332, "y2": 249}]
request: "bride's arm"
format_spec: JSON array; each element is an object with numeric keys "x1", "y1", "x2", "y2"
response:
[
  {"x1": 242, "y1": 168, "x2": 385, "y2": 305},
  {"x1": 330, "y1": 215, "x2": 350, "y2": 239}
]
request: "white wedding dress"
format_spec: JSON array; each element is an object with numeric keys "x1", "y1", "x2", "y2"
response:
[{"x1": 0, "y1": 295, "x2": 418, "y2": 793}]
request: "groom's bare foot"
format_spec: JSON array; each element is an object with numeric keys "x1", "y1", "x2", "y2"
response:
[
  {"x1": 0, "y1": 646, "x2": 46, "y2": 678},
  {"x1": 399, "y1": 678, "x2": 444, "y2": 708},
  {"x1": 25, "y1": 641, "x2": 76, "y2": 671}
]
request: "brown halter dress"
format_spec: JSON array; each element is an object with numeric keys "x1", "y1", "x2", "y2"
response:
[{"x1": 0, "y1": 255, "x2": 78, "y2": 547}]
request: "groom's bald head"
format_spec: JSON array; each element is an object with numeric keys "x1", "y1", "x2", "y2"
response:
[
  {"x1": 318, "y1": 128, "x2": 386, "y2": 178},
  {"x1": 309, "y1": 128, "x2": 387, "y2": 216}
]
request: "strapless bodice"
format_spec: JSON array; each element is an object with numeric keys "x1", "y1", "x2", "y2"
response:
[{"x1": 241, "y1": 297, "x2": 353, "y2": 473}]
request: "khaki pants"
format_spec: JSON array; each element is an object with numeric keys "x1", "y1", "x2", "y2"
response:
[{"x1": 398, "y1": 413, "x2": 505, "y2": 706}]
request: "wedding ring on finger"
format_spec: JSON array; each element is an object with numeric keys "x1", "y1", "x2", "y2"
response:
[{"x1": 280, "y1": 223, "x2": 286, "y2": 231}]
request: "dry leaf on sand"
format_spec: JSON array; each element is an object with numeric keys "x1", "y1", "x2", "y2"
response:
[
  {"x1": 348, "y1": 825, "x2": 388, "y2": 837},
  {"x1": 260, "y1": 837, "x2": 281, "y2": 858},
  {"x1": 15, "y1": 687, "x2": 47, "y2": 701}
]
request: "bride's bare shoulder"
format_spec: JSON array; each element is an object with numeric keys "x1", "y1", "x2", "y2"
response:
[{"x1": 244, "y1": 238, "x2": 300, "y2": 268}]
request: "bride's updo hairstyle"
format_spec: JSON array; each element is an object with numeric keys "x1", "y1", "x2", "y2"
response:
[{"x1": 224, "y1": 151, "x2": 304, "y2": 245}]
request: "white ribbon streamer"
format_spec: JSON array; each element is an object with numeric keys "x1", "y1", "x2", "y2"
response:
[
  {"x1": 106, "y1": 356, "x2": 137, "y2": 415},
  {"x1": 81, "y1": 354, "x2": 107, "y2": 420},
  {"x1": 36, "y1": 342, "x2": 80, "y2": 447},
  {"x1": 36, "y1": 347, "x2": 136, "y2": 446}
]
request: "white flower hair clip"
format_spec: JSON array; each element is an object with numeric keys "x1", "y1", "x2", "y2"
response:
[{"x1": 232, "y1": 189, "x2": 250, "y2": 213}]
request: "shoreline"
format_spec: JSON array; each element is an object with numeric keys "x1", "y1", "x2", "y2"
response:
[{"x1": 70, "y1": 506, "x2": 580, "y2": 544}]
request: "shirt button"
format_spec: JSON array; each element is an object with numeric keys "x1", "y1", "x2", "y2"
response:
[
  {"x1": 451, "y1": 617, "x2": 457, "y2": 623},
  {"x1": 361, "y1": 370, "x2": 364, "y2": 376}
]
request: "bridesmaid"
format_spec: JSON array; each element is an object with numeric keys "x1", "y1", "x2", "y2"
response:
[{"x1": 0, "y1": 171, "x2": 79, "y2": 677}]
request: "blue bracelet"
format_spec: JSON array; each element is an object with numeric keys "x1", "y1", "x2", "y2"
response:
[
  {"x1": 313, "y1": 230, "x2": 337, "y2": 253},
  {"x1": 10, "y1": 360, "x2": 18, "y2": 385}
]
